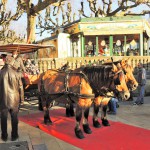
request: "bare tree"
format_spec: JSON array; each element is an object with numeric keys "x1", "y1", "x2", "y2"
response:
[
  {"x1": 36, "y1": 1, "x2": 72, "y2": 36},
  {"x1": 2, "y1": 0, "x2": 149, "y2": 44},
  {"x1": 1, "y1": 0, "x2": 67, "y2": 44},
  {"x1": 80, "y1": 0, "x2": 150, "y2": 17},
  {"x1": 16, "y1": 0, "x2": 67, "y2": 43},
  {"x1": 0, "y1": 0, "x2": 24, "y2": 43},
  {"x1": 36, "y1": 0, "x2": 150, "y2": 36}
]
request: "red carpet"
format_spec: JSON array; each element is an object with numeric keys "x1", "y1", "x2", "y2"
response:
[{"x1": 19, "y1": 109, "x2": 150, "y2": 150}]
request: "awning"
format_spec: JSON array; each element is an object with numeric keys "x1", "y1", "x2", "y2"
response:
[{"x1": 0, "y1": 43, "x2": 54, "y2": 54}]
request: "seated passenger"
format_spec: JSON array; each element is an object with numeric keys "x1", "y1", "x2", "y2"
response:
[
  {"x1": 24, "y1": 59, "x2": 39, "y2": 75},
  {"x1": 107, "y1": 97, "x2": 119, "y2": 115}
]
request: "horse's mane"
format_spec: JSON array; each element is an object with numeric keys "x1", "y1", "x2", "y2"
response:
[
  {"x1": 82, "y1": 65, "x2": 112, "y2": 80},
  {"x1": 79, "y1": 65, "x2": 113, "y2": 95},
  {"x1": 59, "y1": 62, "x2": 69, "y2": 71},
  {"x1": 102, "y1": 60, "x2": 120, "y2": 66}
]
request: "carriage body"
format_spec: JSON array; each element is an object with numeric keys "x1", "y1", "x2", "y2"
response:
[
  {"x1": 24, "y1": 74, "x2": 40, "y2": 100},
  {"x1": 0, "y1": 43, "x2": 53, "y2": 102}
]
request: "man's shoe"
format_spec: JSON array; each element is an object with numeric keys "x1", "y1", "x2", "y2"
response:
[
  {"x1": 11, "y1": 135, "x2": 19, "y2": 141},
  {"x1": 1, "y1": 135, "x2": 8, "y2": 142},
  {"x1": 133, "y1": 102, "x2": 137, "y2": 105},
  {"x1": 107, "y1": 111, "x2": 116, "y2": 115},
  {"x1": 116, "y1": 103, "x2": 119, "y2": 108},
  {"x1": 139, "y1": 102, "x2": 144, "y2": 105},
  {"x1": 107, "y1": 110, "x2": 111, "y2": 113}
]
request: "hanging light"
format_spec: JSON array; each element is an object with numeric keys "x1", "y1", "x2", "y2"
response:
[
  {"x1": 116, "y1": 40, "x2": 121, "y2": 46},
  {"x1": 88, "y1": 41, "x2": 93, "y2": 46},
  {"x1": 130, "y1": 39, "x2": 137, "y2": 47},
  {"x1": 101, "y1": 40, "x2": 105, "y2": 46}
]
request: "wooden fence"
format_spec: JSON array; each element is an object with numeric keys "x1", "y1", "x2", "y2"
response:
[
  {"x1": 37, "y1": 56, "x2": 150, "y2": 73},
  {"x1": 37, "y1": 56, "x2": 150, "y2": 96}
]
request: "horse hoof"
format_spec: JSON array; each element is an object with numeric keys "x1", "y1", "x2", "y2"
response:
[
  {"x1": 101, "y1": 118, "x2": 110, "y2": 126},
  {"x1": 70, "y1": 112, "x2": 75, "y2": 117},
  {"x1": 66, "y1": 109, "x2": 75, "y2": 117},
  {"x1": 66, "y1": 113, "x2": 74, "y2": 117},
  {"x1": 44, "y1": 120, "x2": 52, "y2": 125},
  {"x1": 39, "y1": 107, "x2": 43, "y2": 111},
  {"x1": 93, "y1": 119, "x2": 101, "y2": 128},
  {"x1": 75, "y1": 127, "x2": 85, "y2": 139},
  {"x1": 83, "y1": 124, "x2": 92, "y2": 134},
  {"x1": 66, "y1": 113, "x2": 71, "y2": 117}
]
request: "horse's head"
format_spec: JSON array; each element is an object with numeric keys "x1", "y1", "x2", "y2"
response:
[
  {"x1": 120, "y1": 59, "x2": 138, "y2": 91},
  {"x1": 111, "y1": 64, "x2": 130, "y2": 101}
]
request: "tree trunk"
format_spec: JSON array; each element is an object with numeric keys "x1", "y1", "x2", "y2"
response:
[
  {"x1": 26, "y1": 0, "x2": 67, "y2": 43},
  {"x1": 25, "y1": 0, "x2": 36, "y2": 44},
  {"x1": 27, "y1": 14, "x2": 36, "y2": 44}
]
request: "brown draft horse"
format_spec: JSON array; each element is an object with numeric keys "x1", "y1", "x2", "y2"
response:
[
  {"x1": 118, "y1": 59, "x2": 138, "y2": 91},
  {"x1": 38, "y1": 63, "x2": 130, "y2": 139},
  {"x1": 91, "y1": 59, "x2": 138, "y2": 129},
  {"x1": 37, "y1": 69, "x2": 94, "y2": 123},
  {"x1": 103, "y1": 58, "x2": 138, "y2": 91},
  {"x1": 72, "y1": 63, "x2": 130, "y2": 138},
  {"x1": 58, "y1": 59, "x2": 137, "y2": 131}
]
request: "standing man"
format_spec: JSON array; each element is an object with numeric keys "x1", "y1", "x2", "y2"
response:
[
  {"x1": 0, "y1": 50, "x2": 26, "y2": 142},
  {"x1": 133, "y1": 63, "x2": 147, "y2": 105}
]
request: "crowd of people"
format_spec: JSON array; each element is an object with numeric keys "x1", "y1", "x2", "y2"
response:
[
  {"x1": 0, "y1": 54, "x2": 40, "y2": 75},
  {"x1": 126, "y1": 48, "x2": 139, "y2": 56},
  {"x1": 24, "y1": 58, "x2": 40, "y2": 75}
]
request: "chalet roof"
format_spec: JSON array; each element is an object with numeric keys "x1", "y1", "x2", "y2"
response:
[
  {"x1": 79, "y1": 16, "x2": 150, "y2": 37},
  {"x1": 62, "y1": 19, "x2": 80, "y2": 28},
  {"x1": 80, "y1": 16, "x2": 143, "y2": 23},
  {"x1": 36, "y1": 35, "x2": 58, "y2": 43}
]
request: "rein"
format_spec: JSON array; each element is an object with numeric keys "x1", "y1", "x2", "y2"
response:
[{"x1": 93, "y1": 69, "x2": 124, "y2": 98}]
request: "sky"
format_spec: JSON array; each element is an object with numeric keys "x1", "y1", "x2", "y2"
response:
[{"x1": 5, "y1": 0, "x2": 150, "y2": 41}]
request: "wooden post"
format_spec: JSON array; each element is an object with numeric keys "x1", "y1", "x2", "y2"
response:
[
  {"x1": 96, "y1": 36, "x2": 98, "y2": 56},
  {"x1": 140, "y1": 32, "x2": 143, "y2": 56},
  {"x1": 109, "y1": 35, "x2": 113, "y2": 56},
  {"x1": 124, "y1": 35, "x2": 127, "y2": 56},
  {"x1": 81, "y1": 34, "x2": 85, "y2": 57},
  {"x1": 144, "y1": 37, "x2": 148, "y2": 56}
]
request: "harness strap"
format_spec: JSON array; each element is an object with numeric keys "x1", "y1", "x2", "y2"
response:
[
  {"x1": 39, "y1": 71, "x2": 95, "y2": 100},
  {"x1": 39, "y1": 91, "x2": 95, "y2": 99}
]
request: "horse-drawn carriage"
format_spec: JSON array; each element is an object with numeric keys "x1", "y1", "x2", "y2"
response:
[
  {"x1": 0, "y1": 43, "x2": 52, "y2": 102},
  {"x1": 0, "y1": 43, "x2": 138, "y2": 139}
]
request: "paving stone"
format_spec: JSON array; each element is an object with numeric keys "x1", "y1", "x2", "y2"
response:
[
  {"x1": 33, "y1": 144, "x2": 48, "y2": 150},
  {"x1": 0, "y1": 141, "x2": 29, "y2": 150}
]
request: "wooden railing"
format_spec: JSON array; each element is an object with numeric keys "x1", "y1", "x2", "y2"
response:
[{"x1": 37, "y1": 56, "x2": 150, "y2": 73}]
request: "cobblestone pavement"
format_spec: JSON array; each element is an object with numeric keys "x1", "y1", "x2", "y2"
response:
[{"x1": 0, "y1": 96, "x2": 149, "y2": 150}]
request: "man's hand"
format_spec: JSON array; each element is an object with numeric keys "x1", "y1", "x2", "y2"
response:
[
  {"x1": 23, "y1": 73, "x2": 29, "y2": 78},
  {"x1": 20, "y1": 101, "x2": 24, "y2": 105}
]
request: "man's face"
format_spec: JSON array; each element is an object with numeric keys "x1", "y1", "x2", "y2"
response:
[{"x1": 138, "y1": 64, "x2": 141, "y2": 68}]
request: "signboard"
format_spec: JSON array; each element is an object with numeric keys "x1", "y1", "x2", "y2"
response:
[{"x1": 79, "y1": 21, "x2": 145, "y2": 35}]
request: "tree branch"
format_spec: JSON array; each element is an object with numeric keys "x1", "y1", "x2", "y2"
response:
[{"x1": 34, "y1": 0, "x2": 67, "y2": 14}]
